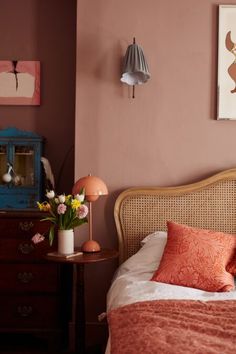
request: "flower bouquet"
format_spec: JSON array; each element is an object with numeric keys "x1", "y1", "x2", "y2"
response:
[{"x1": 32, "y1": 189, "x2": 88, "y2": 246}]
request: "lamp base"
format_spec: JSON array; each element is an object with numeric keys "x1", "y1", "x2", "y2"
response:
[{"x1": 81, "y1": 240, "x2": 101, "y2": 253}]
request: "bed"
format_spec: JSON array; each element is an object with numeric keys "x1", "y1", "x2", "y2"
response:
[{"x1": 106, "y1": 168, "x2": 236, "y2": 354}]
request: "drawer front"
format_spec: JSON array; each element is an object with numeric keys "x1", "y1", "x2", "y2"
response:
[
  {"x1": 0, "y1": 214, "x2": 54, "y2": 261},
  {"x1": 0, "y1": 237, "x2": 55, "y2": 261},
  {"x1": 0, "y1": 264, "x2": 60, "y2": 293},
  {"x1": 0, "y1": 295, "x2": 61, "y2": 329},
  {"x1": 0, "y1": 217, "x2": 49, "y2": 239}
]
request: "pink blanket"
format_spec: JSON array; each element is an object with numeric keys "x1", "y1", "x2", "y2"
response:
[{"x1": 108, "y1": 300, "x2": 236, "y2": 354}]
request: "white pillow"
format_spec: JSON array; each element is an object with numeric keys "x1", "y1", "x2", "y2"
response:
[
  {"x1": 114, "y1": 231, "x2": 167, "y2": 278},
  {"x1": 141, "y1": 231, "x2": 167, "y2": 246}
]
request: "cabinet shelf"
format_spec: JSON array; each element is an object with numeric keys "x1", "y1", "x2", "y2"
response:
[{"x1": 15, "y1": 152, "x2": 34, "y2": 156}]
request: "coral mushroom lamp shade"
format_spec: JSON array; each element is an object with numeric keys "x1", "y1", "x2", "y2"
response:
[
  {"x1": 72, "y1": 175, "x2": 108, "y2": 253},
  {"x1": 120, "y1": 37, "x2": 150, "y2": 98}
]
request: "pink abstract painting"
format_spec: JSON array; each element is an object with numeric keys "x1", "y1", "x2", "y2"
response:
[{"x1": 0, "y1": 60, "x2": 40, "y2": 105}]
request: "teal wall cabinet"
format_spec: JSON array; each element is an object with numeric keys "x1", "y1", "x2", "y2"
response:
[{"x1": 0, "y1": 127, "x2": 43, "y2": 209}]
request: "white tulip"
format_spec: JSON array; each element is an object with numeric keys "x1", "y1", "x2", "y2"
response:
[
  {"x1": 58, "y1": 194, "x2": 66, "y2": 203},
  {"x1": 46, "y1": 190, "x2": 55, "y2": 199},
  {"x1": 75, "y1": 193, "x2": 85, "y2": 202}
]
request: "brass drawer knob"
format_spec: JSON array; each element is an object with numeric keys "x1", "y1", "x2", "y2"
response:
[
  {"x1": 18, "y1": 243, "x2": 35, "y2": 255},
  {"x1": 19, "y1": 221, "x2": 34, "y2": 231},
  {"x1": 17, "y1": 272, "x2": 34, "y2": 283},
  {"x1": 17, "y1": 305, "x2": 33, "y2": 317}
]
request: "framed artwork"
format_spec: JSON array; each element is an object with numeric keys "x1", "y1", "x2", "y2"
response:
[
  {"x1": 0, "y1": 60, "x2": 40, "y2": 105},
  {"x1": 217, "y1": 5, "x2": 236, "y2": 120}
]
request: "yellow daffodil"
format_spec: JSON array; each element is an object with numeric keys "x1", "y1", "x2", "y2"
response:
[
  {"x1": 37, "y1": 201, "x2": 51, "y2": 212},
  {"x1": 71, "y1": 199, "x2": 81, "y2": 210}
]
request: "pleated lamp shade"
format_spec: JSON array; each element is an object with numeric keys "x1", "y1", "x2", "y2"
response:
[{"x1": 121, "y1": 38, "x2": 150, "y2": 86}]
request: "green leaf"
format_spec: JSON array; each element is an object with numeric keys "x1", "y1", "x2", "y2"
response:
[
  {"x1": 71, "y1": 218, "x2": 88, "y2": 229},
  {"x1": 80, "y1": 187, "x2": 85, "y2": 195},
  {"x1": 49, "y1": 225, "x2": 55, "y2": 246},
  {"x1": 41, "y1": 217, "x2": 57, "y2": 225}
]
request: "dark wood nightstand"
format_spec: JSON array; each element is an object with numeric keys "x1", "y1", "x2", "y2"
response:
[{"x1": 45, "y1": 249, "x2": 118, "y2": 354}]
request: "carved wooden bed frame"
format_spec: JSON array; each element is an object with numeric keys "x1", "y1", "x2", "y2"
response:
[{"x1": 114, "y1": 168, "x2": 236, "y2": 264}]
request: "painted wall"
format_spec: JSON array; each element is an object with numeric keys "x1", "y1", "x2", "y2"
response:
[
  {"x1": 0, "y1": 0, "x2": 76, "y2": 193},
  {"x1": 76, "y1": 0, "x2": 236, "y2": 346}
]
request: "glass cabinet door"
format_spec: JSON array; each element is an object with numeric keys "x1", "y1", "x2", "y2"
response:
[
  {"x1": 0, "y1": 145, "x2": 7, "y2": 185},
  {"x1": 13, "y1": 145, "x2": 35, "y2": 187},
  {"x1": 0, "y1": 127, "x2": 43, "y2": 209}
]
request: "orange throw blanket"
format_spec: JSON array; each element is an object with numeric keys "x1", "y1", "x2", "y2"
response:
[{"x1": 108, "y1": 300, "x2": 236, "y2": 354}]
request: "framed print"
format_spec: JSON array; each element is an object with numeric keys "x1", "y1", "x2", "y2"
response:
[
  {"x1": 217, "y1": 5, "x2": 236, "y2": 120},
  {"x1": 0, "y1": 60, "x2": 40, "y2": 105}
]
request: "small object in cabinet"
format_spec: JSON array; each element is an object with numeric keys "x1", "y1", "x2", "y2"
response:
[
  {"x1": 0, "y1": 127, "x2": 43, "y2": 209},
  {"x1": 2, "y1": 162, "x2": 23, "y2": 186},
  {"x1": 2, "y1": 175, "x2": 11, "y2": 184},
  {"x1": 2, "y1": 162, "x2": 13, "y2": 183},
  {"x1": 2, "y1": 173, "x2": 12, "y2": 183}
]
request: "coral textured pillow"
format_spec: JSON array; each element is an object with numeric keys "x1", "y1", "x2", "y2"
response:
[
  {"x1": 151, "y1": 221, "x2": 236, "y2": 292},
  {"x1": 226, "y1": 252, "x2": 236, "y2": 276}
]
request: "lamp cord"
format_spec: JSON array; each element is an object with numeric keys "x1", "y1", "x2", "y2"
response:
[
  {"x1": 132, "y1": 37, "x2": 136, "y2": 98},
  {"x1": 89, "y1": 201, "x2": 92, "y2": 241}
]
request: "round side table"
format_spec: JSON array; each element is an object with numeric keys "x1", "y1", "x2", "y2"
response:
[{"x1": 45, "y1": 248, "x2": 118, "y2": 354}]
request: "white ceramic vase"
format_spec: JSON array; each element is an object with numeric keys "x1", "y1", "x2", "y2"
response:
[{"x1": 58, "y1": 229, "x2": 74, "y2": 255}]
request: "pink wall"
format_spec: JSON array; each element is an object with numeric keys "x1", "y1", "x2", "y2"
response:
[
  {"x1": 0, "y1": 0, "x2": 76, "y2": 193},
  {"x1": 76, "y1": 0, "x2": 236, "y2": 346}
]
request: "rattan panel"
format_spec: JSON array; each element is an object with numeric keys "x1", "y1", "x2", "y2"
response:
[{"x1": 116, "y1": 178, "x2": 236, "y2": 262}]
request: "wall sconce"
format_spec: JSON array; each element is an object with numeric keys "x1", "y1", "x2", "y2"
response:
[
  {"x1": 120, "y1": 37, "x2": 150, "y2": 98},
  {"x1": 72, "y1": 174, "x2": 108, "y2": 253}
]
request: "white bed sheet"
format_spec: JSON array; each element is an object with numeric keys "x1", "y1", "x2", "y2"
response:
[{"x1": 107, "y1": 268, "x2": 236, "y2": 312}]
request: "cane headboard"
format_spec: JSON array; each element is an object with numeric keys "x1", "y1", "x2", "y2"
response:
[{"x1": 114, "y1": 168, "x2": 236, "y2": 264}]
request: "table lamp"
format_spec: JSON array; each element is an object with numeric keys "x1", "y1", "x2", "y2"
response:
[{"x1": 72, "y1": 174, "x2": 108, "y2": 253}]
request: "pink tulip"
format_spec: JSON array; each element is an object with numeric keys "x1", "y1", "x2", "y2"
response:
[
  {"x1": 57, "y1": 203, "x2": 67, "y2": 214},
  {"x1": 31, "y1": 233, "x2": 45, "y2": 244},
  {"x1": 78, "y1": 204, "x2": 88, "y2": 219}
]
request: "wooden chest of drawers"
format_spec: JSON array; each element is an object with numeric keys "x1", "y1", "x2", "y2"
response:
[{"x1": 0, "y1": 211, "x2": 67, "y2": 352}]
